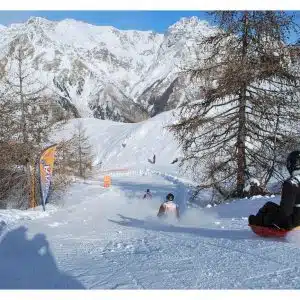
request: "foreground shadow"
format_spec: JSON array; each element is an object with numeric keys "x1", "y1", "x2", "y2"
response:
[
  {"x1": 0, "y1": 226, "x2": 85, "y2": 289},
  {"x1": 0, "y1": 220, "x2": 5, "y2": 236},
  {"x1": 109, "y1": 214, "x2": 286, "y2": 243}
]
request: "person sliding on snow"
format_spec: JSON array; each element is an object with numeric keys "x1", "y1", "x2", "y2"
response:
[
  {"x1": 157, "y1": 193, "x2": 180, "y2": 220},
  {"x1": 143, "y1": 189, "x2": 152, "y2": 200},
  {"x1": 249, "y1": 150, "x2": 300, "y2": 230}
]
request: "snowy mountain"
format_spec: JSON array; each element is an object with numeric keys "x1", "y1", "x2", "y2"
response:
[
  {"x1": 132, "y1": 17, "x2": 215, "y2": 115},
  {"x1": 0, "y1": 16, "x2": 214, "y2": 121}
]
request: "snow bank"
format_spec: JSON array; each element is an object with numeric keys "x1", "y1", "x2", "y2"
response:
[{"x1": 0, "y1": 205, "x2": 58, "y2": 234}]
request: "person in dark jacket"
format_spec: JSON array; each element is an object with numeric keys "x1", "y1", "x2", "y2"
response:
[
  {"x1": 157, "y1": 193, "x2": 180, "y2": 219},
  {"x1": 143, "y1": 189, "x2": 152, "y2": 200},
  {"x1": 249, "y1": 150, "x2": 300, "y2": 230}
]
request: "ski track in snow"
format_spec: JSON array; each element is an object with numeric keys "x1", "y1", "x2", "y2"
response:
[{"x1": 1, "y1": 172, "x2": 300, "y2": 289}]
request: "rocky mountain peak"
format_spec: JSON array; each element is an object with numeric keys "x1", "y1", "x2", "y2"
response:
[{"x1": 0, "y1": 16, "x2": 214, "y2": 121}]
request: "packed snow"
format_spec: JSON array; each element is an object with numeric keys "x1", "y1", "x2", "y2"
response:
[{"x1": 1, "y1": 115, "x2": 300, "y2": 289}]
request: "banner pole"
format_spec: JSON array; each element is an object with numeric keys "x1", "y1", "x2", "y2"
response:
[
  {"x1": 27, "y1": 160, "x2": 32, "y2": 209},
  {"x1": 29, "y1": 163, "x2": 36, "y2": 208}
]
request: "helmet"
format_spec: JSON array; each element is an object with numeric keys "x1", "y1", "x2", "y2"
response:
[
  {"x1": 286, "y1": 150, "x2": 300, "y2": 174},
  {"x1": 146, "y1": 189, "x2": 150, "y2": 193},
  {"x1": 166, "y1": 193, "x2": 174, "y2": 201}
]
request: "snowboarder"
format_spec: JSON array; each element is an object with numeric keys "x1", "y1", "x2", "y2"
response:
[
  {"x1": 249, "y1": 150, "x2": 300, "y2": 230},
  {"x1": 157, "y1": 193, "x2": 180, "y2": 219},
  {"x1": 143, "y1": 189, "x2": 152, "y2": 200}
]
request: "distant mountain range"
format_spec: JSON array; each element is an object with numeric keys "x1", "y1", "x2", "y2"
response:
[{"x1": 0, "y1": 16, "x2": 220, "y2": 121}]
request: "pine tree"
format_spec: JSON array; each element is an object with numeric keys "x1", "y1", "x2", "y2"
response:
[{"x1": 170, "y1": 11, "x2": 300, "y2": 198}]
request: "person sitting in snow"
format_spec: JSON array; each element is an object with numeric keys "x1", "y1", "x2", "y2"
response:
[
  {"x1": 157, "y1": 193, "x2": 180, "y2": 220},
  {"x1": 244, "y1": 178, "x2": 269, "y2": 197},
  {"x1": 249, "y1": 150, "x2": 300, "y2": 230},
  {"x1": 143, "y1": 189, "x2": 152, "y2": 200}
]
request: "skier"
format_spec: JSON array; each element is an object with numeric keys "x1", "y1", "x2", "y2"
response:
[
  {"x1": 143, "y1": 189, "x2": 152, "y2": 200},
  {"x1": 249, "y1": 150, "x2": 300, "y2": 230},
  {"x1": 157, "y1": 193, "x2": 180, "y2": 219}
]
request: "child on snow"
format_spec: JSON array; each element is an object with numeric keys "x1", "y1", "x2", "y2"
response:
[
  {"x1": 157, "y1": 193, "x2": 180, "y2": 220},
  {"x1": 143, "y1": 189, "x2": 152, "y2": 200}
]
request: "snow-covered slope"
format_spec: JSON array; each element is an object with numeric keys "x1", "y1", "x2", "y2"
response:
[
  {"x1": 2, "y1": 110, "x2": 300, "y2": 289},
  {"x1": 132, "y1": 17, "x2": 215, "y2": 115},
  {"x1": 0, "y1": 16, "x2": 213, "y2": 121},
  {"x1": 52, "y1": 110, "x2": 183, "y2": 175},
  {"x1": 1, "y1": 171, "x2": 300, "y2": 289}
]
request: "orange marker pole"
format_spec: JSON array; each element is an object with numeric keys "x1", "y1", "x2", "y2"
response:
[{"x1": 103, "y1": 175, "x2": 111, "y2": 188}]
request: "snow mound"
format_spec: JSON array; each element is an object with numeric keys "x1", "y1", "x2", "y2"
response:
[{"x1": 0, "y1": 204, "x2": 58, "y2": 232}]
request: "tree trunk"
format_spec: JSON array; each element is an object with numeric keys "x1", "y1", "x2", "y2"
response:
[
  {"x1": 236, "y1": 12, "x2": 249, "y2": 197},
  {"x1": 28, "y1": 162, "x2": 36, "y2": 208},
  {"x1": 18, "y1": 50, "x2": 27, "y2": 145},
  {"x1": 236, "y1": 91, "x2": 247, "y2": 196},
  {"x1": 79, "y1": 142, "x2": 83, "y2": 177}
]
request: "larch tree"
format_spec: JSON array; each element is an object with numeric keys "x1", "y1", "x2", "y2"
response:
[
  {"x1": 0, "y1": 41, "x2": 60, "y2": 208},
  {"x1": 169, "y1": 11, "x2": 300, "y2": 198},
  {"x1": 70, "y1": 120, "x2": 94, "y2": 179}
]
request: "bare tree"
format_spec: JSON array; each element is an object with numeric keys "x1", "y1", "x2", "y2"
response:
[
  {"x1": 169, "y1": 11, "x2": 300, "y2": 198},
  {"x1": 0, "y1": 42, "x2": 61, "y2": 208},
  {"x1": 70, "y1": 121, "x2": 94, "y2": 179}
]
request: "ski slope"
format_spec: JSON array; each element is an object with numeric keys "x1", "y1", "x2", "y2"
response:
[
  {"x1": 1, "y1": 172, "x2": 300, "y2": 289},
  {"x1": 51, "y1": 111, "x2": 183, "y2": 173},
  {"x1": 2, "y1": 115, "x2": 300, "y2": 289}
]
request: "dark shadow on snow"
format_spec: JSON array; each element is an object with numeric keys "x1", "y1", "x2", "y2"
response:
[
  {"x1": 109, "y1": 214, "x2": 287, "y2": 243},
  {"x1": 0, "y1": 220, "x2": 6, "y2": 236},
  {"x1": 0, "y1": 226, "x2": 85, "y2": 289}
]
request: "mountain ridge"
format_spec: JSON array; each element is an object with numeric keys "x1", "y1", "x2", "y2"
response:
[{"x1": 0, "y1": 16, "x2": 213, "y2": 121}]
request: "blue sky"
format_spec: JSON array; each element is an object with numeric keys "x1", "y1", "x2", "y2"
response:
[
  {"x1": 0, "y1": 10, "x2": 299, "y2": 43},
  {"x1": 0, "y1": 11, "x2": 212, "y2": 31}
]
